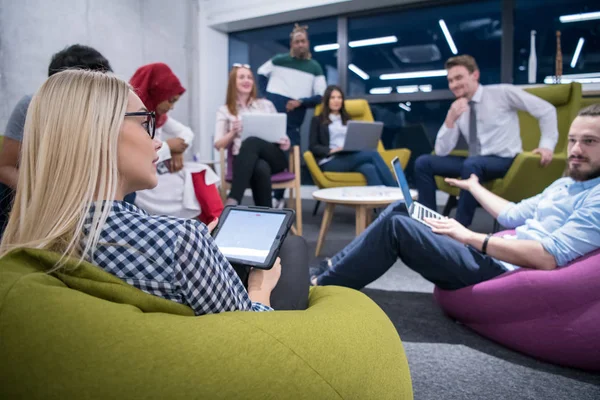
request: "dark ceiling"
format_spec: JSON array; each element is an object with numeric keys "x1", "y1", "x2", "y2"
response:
[{"x1": 230, "y1": 0, "x2": 599, "y2": 91}]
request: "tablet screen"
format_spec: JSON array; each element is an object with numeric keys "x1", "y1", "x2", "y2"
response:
[{"x1": 214, "y1": 210, "x2": 286, "y2": 263}]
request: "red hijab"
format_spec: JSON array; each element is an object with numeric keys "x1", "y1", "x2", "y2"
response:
[{"x1": 130, "y1": 63, "x2": 186, "y2": 128}]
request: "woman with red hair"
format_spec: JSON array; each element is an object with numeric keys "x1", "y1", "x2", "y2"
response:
[
  {"x1": 214, "y1": 64, "x2": 290, "y2": 207},
  {"x1": 130, "y1": 63, "x2": 221, "y2": 222}
]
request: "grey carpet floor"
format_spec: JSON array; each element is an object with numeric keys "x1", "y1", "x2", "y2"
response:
[{"x1": 292, "y1": 198, "x2": 600, "y2": 400}]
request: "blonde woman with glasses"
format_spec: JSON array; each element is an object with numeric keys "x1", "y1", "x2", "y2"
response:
[{"x1": 0, "y1": 70, "x2": 309, "y2": 314}]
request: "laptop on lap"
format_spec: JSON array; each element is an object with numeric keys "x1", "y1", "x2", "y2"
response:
[
  {"x1": 391, "y1": 157, "x2": 443, "y2": 228},
  {"x1": 241, "y1": 113, "x2": 287, "y2": 143},
  {"x1": 341, "y1": 121, "x2": 383, "y2": 151}
]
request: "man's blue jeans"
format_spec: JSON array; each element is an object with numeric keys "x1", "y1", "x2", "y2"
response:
[
  {"x1": 321, "y1": 150, "x2": 396, "y2": 187},
  {"x1": 315, "y1": 201, "x2": 507, "y2": 290},
  {"x1": 414, "y1": 154, "x2": 515, "y2": 226}
]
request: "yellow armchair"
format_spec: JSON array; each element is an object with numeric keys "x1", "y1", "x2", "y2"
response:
[
  {"x1": 435, "y1": 82, "x2": 581, "y2": 213},
  {"x1": 304, "y1": 99, "x2": 411, "y2": 190}
]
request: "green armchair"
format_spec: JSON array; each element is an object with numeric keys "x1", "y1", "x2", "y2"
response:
[
  {"x1": 435, "y1": 82, "x2": 581, "y2": 211},
  {"x1": 0, "y1": 249, "x2": 413, "y2": 399},
  {"x1": 581, "y1": 96, "x2": 600, "y2": 110}
]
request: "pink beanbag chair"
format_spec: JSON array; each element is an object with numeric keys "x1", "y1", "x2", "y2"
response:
[{"x1": 434, "y1": 231, "x2": 600, "y2": 371}]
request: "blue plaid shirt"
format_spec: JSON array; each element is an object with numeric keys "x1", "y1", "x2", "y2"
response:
[{"x1": 82, "y1": 201, "x2": 272, "y2": 315}]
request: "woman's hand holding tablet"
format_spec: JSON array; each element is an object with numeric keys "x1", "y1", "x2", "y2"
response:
[
  {"x1": 247, "y1": 258, "x2": 282, "y2": 306},
  {"x1": 207, "y1": 218, "x2": 219, "y2": 234}
]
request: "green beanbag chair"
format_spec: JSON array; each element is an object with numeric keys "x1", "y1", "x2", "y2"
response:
[{"x1": 0, "y1": 248, "x2": 413, "y2": 399}]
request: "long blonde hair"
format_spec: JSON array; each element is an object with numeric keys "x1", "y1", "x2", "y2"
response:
[{"x1": 0, "y1": 69, "x2": 130, "y2": 270}]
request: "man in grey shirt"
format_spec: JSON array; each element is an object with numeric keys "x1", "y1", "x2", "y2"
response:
[
  {"x1": 0, "y1": 44, "x2": 112, "y2": 237},
  {"x1": 3, "y1": 95, "x2": 33, "y2": 148},
  {"x1": 414, "y1": 55, "x2": 558, "y2": 227}
]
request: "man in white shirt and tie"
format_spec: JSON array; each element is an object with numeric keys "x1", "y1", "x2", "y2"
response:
[{"x1": 414, "y1": 55, "x2": 558, "y2": 227}]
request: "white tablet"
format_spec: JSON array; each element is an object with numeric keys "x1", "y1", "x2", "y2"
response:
[
  {"x1": 211, "y1": 206, "x2": 295, "y2": 269},
  {"x1": 241, "y1": 113, "x2": 287, "y2": 143}
]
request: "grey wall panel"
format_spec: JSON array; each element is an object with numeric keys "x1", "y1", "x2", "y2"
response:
[{"x1": 0, "y1": 0, "x2": 197, "y2": 134}]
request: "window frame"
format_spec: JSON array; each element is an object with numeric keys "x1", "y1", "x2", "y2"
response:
[{"x1": 228, "y1": 0, "x2": 516, "y2": 104}]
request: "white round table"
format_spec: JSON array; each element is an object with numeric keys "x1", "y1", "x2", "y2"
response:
[{"x1": 312, "y1": 186, "x2": 418, "y2": 256}]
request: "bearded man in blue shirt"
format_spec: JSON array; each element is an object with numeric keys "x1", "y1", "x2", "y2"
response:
[{"x1": 311, "y1": 104, "x2": 600, "y2": 290}]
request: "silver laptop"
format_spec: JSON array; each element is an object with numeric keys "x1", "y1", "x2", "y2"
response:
[
  {"x1": 241, "y1": 113, "x2": 287, "y2": 143},
  {"x1": 342, "y1": 121, "x2": 383, "y2": 151},
  {"x1": 391, "y1": 157, "x2": 443, "y2": 228}
]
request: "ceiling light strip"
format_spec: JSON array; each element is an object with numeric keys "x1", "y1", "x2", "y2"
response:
[
  {"x1": 570, "y1": 38, "x2": 585, "y2": 68},
  {"x1": 380, "y1": 69, "x2": 448, "y2": 80},
  {"x1": 439, "y1": 20, "x2": 458, "y2": 55},
  {"x1": 349, "y1": 63, "x2": 370, "y2": 80},
  {"x1": 559, "y1": 11, "x2": 600, "y2": 23}
]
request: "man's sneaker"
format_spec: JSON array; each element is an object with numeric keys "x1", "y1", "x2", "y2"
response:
[{"x1": 309, "y1": 258, "x2": 332, "y2": 282}]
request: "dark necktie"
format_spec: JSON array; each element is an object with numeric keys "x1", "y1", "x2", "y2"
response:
[{"x1": 468, "y1": 100, "x2": 480, "y2": 157}]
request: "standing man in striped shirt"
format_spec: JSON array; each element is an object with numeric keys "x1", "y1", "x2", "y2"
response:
[{"x1": 258, "y1": 24, "x2": 327, "y2": 207}]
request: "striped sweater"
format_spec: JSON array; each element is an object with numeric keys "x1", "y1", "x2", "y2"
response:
[{"x1": 258, "y1": 53, "x2": 327, "y2": 144}]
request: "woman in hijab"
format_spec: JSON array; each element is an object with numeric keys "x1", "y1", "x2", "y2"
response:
[{"x1": 130, "y1": 63, "x2": 221, "y2": 222}]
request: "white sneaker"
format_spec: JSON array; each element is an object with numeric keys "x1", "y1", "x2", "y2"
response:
[{"x1": 272, "y1": 198, "x2": 285, "y2": 209}]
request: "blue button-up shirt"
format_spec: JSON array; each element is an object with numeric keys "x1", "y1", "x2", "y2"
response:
[
  {"x1": 497, "y1": 176, "x2": 600, "y2": 269},
  {"x1": 435, "y1": 84, "x2": 558, "y2": 158}
]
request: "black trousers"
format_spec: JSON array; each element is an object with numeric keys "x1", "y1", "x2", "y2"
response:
[
  {"x1": 233, "y1": 235, "x2": 309, "y2": 311},
  {"x1": 0, "y1": 183, "x2": 15, "y2": 240},
  {"x1": 229, "y1": 137, "x2": 287, "y2": 207}
]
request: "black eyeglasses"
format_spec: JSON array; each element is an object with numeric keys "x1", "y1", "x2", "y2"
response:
[
  {"x1": 125, "y1": 111, "x2": 156, "y2": 139},
  {"x1": 233, "y1": 63, "x2": 251, "y2": 69}
]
